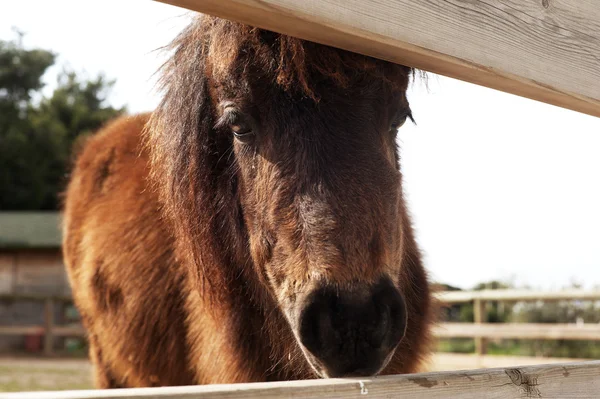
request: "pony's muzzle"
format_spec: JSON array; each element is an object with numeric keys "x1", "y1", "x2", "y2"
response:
[{"x1": 297, "y1": 278, "x2": 407, "y2": 378}]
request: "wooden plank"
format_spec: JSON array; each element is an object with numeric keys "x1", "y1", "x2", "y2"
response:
[
  {"x1": 0, "y1": 293, "x2": 73, "y2": 302},
  {"x1": 43, "y1": 298, "x2": 54, "y2": 356},
  {"x1": 53, "y1": 326, "x2": 86, "y2": 337},
  {"x1": 156, "y1": 0, "x2": 600, "y2": 117},
  {"x1": 0, "y1": 325, "x2": 85, "y2": 337},
  {"x1": 4, "y1": 361, "x2": 600, "y2": 399},
  {"x1": 0, "y1": 254, "x2": 16, "y2": 294},
  {"x1": 436, "y1": 322, "x2": 600, "y2": 341},
  {"x1": 14, "y1": 251, "x2": 69, "y2": 296},
  {"x1": 473, "y1": 299, "x2": 487, "y2": 355},
  {"x1": 2, "y1": 290, "x2": 599, "y2": 305},
  {"x1": 436, "y1": 290, "x2": 600, "y2": 304},
  {"x1": 0, "y1": 326, "x2": 43, "y2": 335},
  {"x1": 10, "y1": 321, "x2": 600, "y2": 341},
  {"x1": 19, "y1": 321, "x2": 600, "y2": 341}
]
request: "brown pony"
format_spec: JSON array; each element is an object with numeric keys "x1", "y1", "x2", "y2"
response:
[{"x1": 62, "y1": 15, "x2": 434, "y2": 388}]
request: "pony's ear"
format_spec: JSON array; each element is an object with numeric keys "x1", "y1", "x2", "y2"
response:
[{"x1": 145, "y1": 21, "x2": 246, "y2": 296}]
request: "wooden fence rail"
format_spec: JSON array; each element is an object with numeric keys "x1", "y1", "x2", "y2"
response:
[
  {"x1": 436, "y1": 289, "x2": 600, "y2": 355},
  {"x1": 437, "y1": 289, "x2": 600, "y2": 304},
  {"x1": 3, "y1": 361, "x2": 600, "y2": 399},
  {"x1": 156, "y1": 0, "x2": 600, "y2": 118},
  {"x1": 435, "y1": 323, "x2": 600, "y2": 341},
  {"x1": 3, "y1": 290, "x2": 600, "y2": 356}
]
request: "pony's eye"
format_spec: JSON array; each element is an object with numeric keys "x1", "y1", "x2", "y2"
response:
[
  {"x1": 390, "y1": 117, "x2": 407, "y2": 131},
  {"x1": 215, "y1": 104, "x2": 256, "y2": 144},
  {"x1": 390, "y1": 109, "x2": 414, "y2": 133},
  {"x1": 232, "y1": 123, "x2": 255, "y2": 144}
]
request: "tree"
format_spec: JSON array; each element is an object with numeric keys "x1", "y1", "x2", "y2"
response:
[
  {"x1": 0, "y1": 31, "x2": 124, "y2": 210},
  {"x1": 0, "y1": 29, "x2": 55, "y2": 116}
]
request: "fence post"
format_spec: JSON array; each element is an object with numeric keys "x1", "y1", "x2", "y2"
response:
[
  {"x1": 474, "y1": 298, "x2": 487, "y2": 355},
  {"x1": 44, "y1": 298, "x2": 54, "y2": 356}
]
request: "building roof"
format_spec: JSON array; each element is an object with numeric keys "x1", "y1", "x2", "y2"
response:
[{"x1": 0, "y1": 212, "x2": 62, "y2": 249}]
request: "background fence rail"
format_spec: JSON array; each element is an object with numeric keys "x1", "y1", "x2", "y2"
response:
[
  {"x1": 435, "y1": 323, "x2": 600, "y2": 341},
  {"x1": 436, "y1": 289, "x2": 600, "y2": 355},
  {"x1": 437, "y1": 289, "x2": 600, "y2": 303},
  {"x1": 3, "y1": 290, "x2": 600, "y2": 356}
]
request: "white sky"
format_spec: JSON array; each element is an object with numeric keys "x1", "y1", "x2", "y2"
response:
[{"x1": 2, "y1": 1, "x2": 599, "y2": 290}]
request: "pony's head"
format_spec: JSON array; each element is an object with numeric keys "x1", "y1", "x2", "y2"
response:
[{"x1": 148, "y1": 16, "x2": 416, "y2": 378}]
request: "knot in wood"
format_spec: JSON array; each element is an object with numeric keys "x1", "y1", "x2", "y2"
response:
[{"x1": 505, "y1": 368, "x2": 542, "y2": 398}]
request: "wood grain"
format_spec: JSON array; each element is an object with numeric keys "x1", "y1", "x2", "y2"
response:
[
  {"x1": 155, "y1": 0, "x2": 600, "y2": 117},
  {"x1": 4, "y1": 361, "x2": 600, "y2": 398}
]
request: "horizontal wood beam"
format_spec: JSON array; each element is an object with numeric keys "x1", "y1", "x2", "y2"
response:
[
  {"x1": 156, "y1": 0, "x2": 600, "y2": 118},
  {"x1": 9, "y1": 321, "x2": 600, "y2": 341},
  {"x1": 4, "y1": 289, "x2": 600, "y2": 304},
  {"x1": 436, "y1": 289, "x2": 600, "y2": 304},
  {"x1": 436, "y1": 322, "x2": 600, "y2": 341},
  {"x1": 0, "y1": 293, "x2": 73, "y2": 302},
  {"x1": 53, "y1": 326, "x2": 86, "y2": 337},
  {"x1": 0, "y1": 326, "x2": 84, "y2": 337},
  {"x1": 6, "y1": 321, "x2": 600, "y2": 341},
  {"x1": 0, "y1": 326, "x2": 43, "y2": 335},
  {"x1": 5, "y1": 361, "x2": 600, "y2": 398}
]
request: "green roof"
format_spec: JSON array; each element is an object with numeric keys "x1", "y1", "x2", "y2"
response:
[{"x1": 0, "y1": 212, "x2": 62, "y2": 249}]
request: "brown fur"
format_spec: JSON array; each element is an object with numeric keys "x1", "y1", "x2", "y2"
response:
[{"x1": 62, "y1": 15, "x2": 434, "y2": 387}]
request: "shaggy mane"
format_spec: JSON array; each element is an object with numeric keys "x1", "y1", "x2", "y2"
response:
[{"x1": 162, "y1": 15, "x2": 412, "y2": 100}]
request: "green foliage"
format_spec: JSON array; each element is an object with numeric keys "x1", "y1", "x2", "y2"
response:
[
  {"x1": 475, "y1": 281, "x2": 513, "y2": 323},
  {"x1": 0, "y1": 31, "x2": 125, "y2": 210},
  {"x1": 0, "y1": 30, "x2": 55, "y2": 106},
  {"x1": 442, "y1": 280, "x2": 513, "y2": 323},
  {"x1": 437, "y1": 338, "x2": 475, "y2": 354}
]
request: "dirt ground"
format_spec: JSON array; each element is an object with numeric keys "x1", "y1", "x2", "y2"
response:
[{"x1": 0, "y1": 357, "x2": 93, "y2": 392}]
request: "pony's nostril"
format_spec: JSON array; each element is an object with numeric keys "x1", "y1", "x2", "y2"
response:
[
  {"x1": 369, "y1": 302, "x2": 390, "y2": 348},
  {"x1": 299, "y1": 296, "x2": 336, "y2": 356},
  {"x1": 317, "y1": 306, "x2": 334, "y2": 344},
  {"x1": 297, "y1": 278, "x2": 407, "y2": 377},
  {"x1": 387, "y1": 291, "x2": 408, "y2": 344}
]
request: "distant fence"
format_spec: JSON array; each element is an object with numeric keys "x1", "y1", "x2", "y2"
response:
[
  {"x1": 0, "y1": 293, "x2": 83, "y2": 355},
  {"x1": 435, "y1": 289, "x2": 600, "y2": 355},
  {"x1": 3, "y1": 290, "x2": 600, "y2": 357}
]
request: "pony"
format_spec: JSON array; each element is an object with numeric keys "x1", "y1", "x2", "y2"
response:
[{"x1": 62, "y1": 15, "x2": 434, "y2": 388}]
